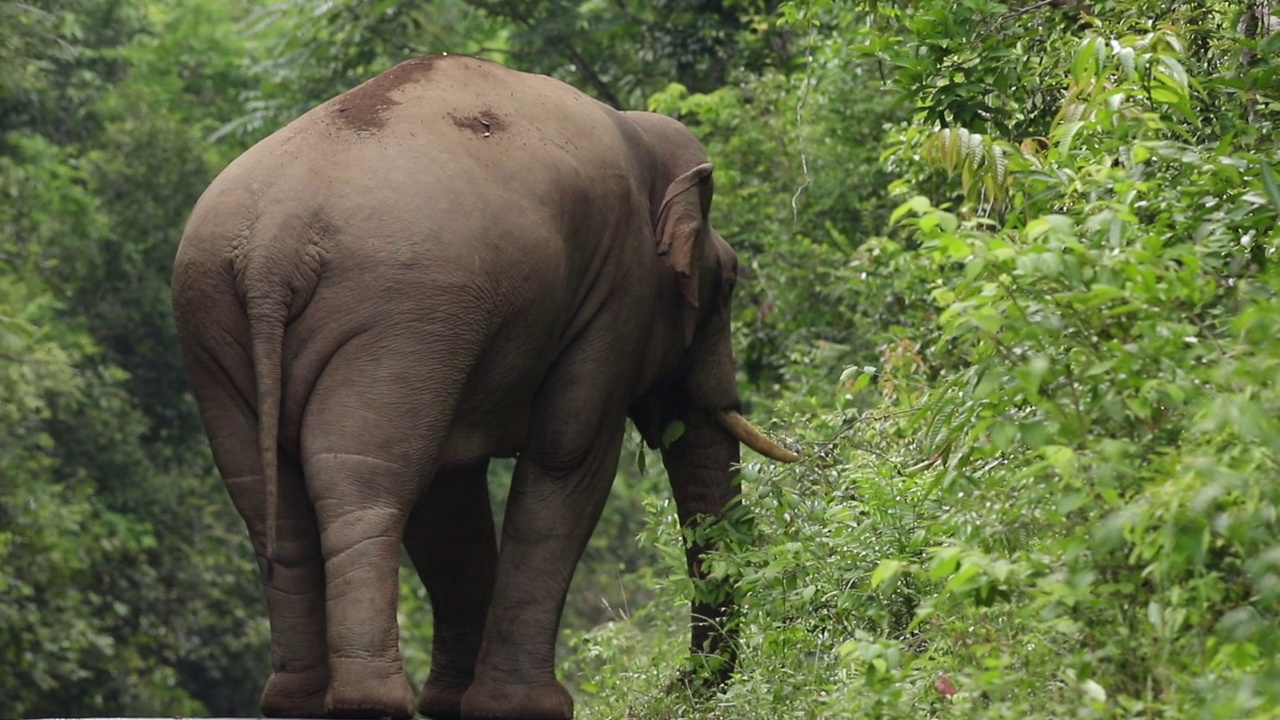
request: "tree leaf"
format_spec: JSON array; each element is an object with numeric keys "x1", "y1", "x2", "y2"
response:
[
  {"x1": 662, "y1": 420, "x2": 686, "y2": 447},
  {"x1": 1260, "y1": 161, "x2": 1280, "y2": 211}
]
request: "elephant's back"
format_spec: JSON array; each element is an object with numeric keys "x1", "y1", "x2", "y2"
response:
[
  {"x1": 317, "y1": 54, "x2": 624, "y2": 154},
  {"x1": 242, "y1": 54, "x2": 632, "y2": 196},
  {"x1": 191, "y1": 54, "x2": 640, "y2": 258}
]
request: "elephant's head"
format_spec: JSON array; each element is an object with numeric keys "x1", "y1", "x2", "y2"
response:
[
  {"x1": 625, "y1": 111, "x2": 798, "y2": 464},
  {"x1": 624, "y1": 111, "x2": 798, "y2": 681}
]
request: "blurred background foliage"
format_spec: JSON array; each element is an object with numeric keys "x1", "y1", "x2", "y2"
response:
[{"x1": 2, "y1": 0, "x2": 1279, "y2": 717}]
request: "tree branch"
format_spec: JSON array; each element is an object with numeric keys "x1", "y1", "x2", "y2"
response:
[
  {"x1": 994, "y1": 0, "x2": 1093, "y2": 28},
  {"x1": 467, "y1": 0, "x2": 626, "y2": 109},
  {"x1": 998, "y1": 0, "x2": 1059, "y2": 24},
  {"x1": 558, "y1": 45, "x2": 625, "y2": 109},
  {"x1": 611, "y1": 0, "x2": 650, "y2": 29}
]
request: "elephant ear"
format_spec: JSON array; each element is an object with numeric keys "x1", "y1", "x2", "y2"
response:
[{"x1": 655, "y1": 162, "x2": 714, "y2": 341}]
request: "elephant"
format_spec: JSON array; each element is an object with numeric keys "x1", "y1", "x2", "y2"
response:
[{"x1": 171, "y1": 54, "x2": 799, "y2": 720}]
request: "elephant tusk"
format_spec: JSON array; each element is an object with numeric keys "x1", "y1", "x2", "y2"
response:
[{"x1": 715, "y1": 409, "x2": 801, "y2": 463}]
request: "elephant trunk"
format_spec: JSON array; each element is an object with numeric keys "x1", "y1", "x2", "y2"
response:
[{"x1": 660, "y1": 411, "x2": 744, "y2": 684}]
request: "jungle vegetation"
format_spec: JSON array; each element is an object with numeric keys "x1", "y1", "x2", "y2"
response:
[{"x1": 2, "y1": 0, "x2": 1279, "y2": 717}]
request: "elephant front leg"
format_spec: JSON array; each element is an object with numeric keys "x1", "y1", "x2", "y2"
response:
[
  {"x1": 403, "y1": 461, "x2": 498, "y2": 720},
  {"x1": 461, "y1": 422, "x2": 626, "y2": 720}
]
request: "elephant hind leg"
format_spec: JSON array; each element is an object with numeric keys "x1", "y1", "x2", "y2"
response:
[
  {"x1": 300, "y1": 344, "x2": 473, "y2": 720},
  {"x1": 404, "y1": 460, "x2": 498, "y2": 720},
  {"x1": 183, "y1": 350, "x2": 329, "y2": 718},
  {"x1": 232, "y1": 457, "x2": 331, "y2": 719},
  {"x1": 303, "y1": 450, "x2": 420, "y2": 720}
]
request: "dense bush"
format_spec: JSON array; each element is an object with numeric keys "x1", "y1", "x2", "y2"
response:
[{"x1": 1, "y1": 3, "x2": 265, "y2": 715}]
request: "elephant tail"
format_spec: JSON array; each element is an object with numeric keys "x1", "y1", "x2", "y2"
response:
[{"x1": 245, "y1": 285, "x2": 288, "y2": 584}]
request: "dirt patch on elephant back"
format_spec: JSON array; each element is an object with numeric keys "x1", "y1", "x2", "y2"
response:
[
  {"x1": 449, "y1": 109, "x2": 508, "y2": 137},
  {"x1": 331, "y1": 55, "x2": 442, "y2": 132}
]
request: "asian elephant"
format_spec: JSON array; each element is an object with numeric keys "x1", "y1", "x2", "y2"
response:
[{"x1": 171, "y1": 54, "x2": 798, "y2": 720}]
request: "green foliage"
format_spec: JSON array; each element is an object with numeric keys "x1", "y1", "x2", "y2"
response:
[
  {"x1": 865, "y1": 22, "x2": 1280, "y2": 707},
  {"x1": 1, "y1": 1, "x2": 266, "y2": 716},
  {"x1": 466, "y1": 0, "x2": 794, "y2": 108},
  {"x1": 0, "y1": 0, "x2": 145, "y2": 144}
]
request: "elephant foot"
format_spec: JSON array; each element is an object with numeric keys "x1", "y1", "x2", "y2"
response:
[
  {"x1": 461, "y1": 678, "x2": 573, "y2": 720},
  {"x1": 417, "y1": 674, "x2": 471, "y2": 720},
  {"x1": 324, "y1": 661, "x2": 416, "y2": 719},
  {"x1": 261, "y1": 668, "x2": 329, "y2": 718}
]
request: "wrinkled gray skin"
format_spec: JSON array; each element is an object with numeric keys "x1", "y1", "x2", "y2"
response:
[{"x1": 172, "y1": 55, "x2": 794, "y2": 720}]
